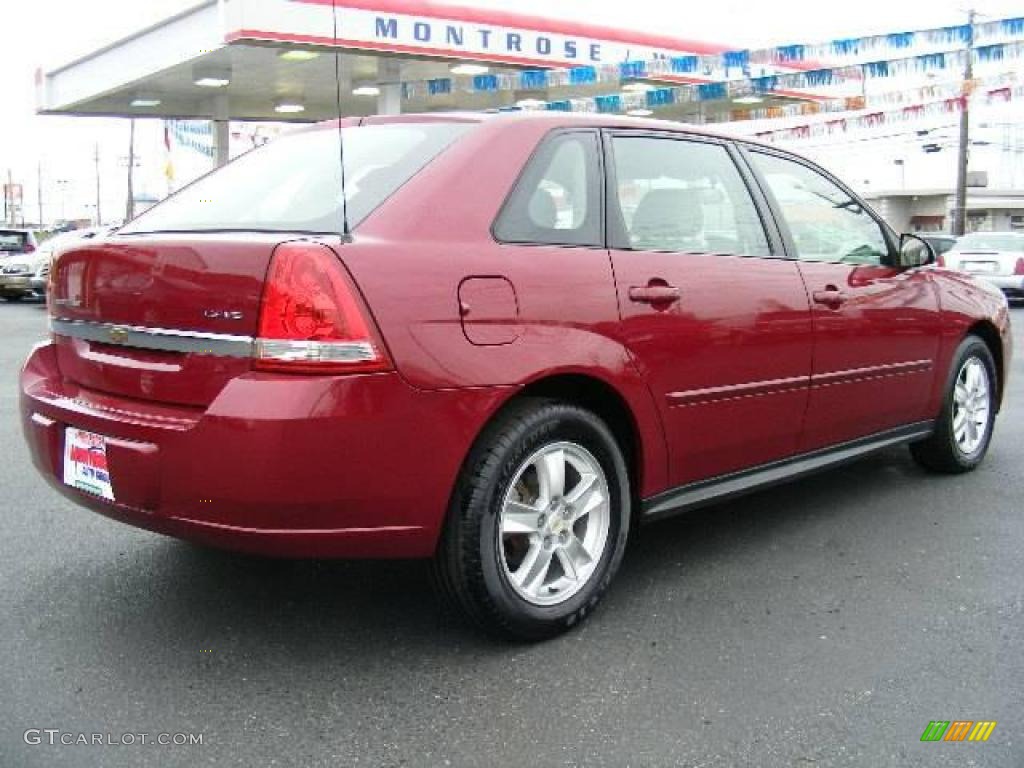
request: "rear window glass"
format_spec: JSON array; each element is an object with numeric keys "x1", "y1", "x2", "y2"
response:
[
  {"x1": 955, "y1": 233, "x2": 1024, "y2": 251},
  {"x1": 0, "y1": 231, "x2": 28, "y2": 251},
  {"x1": 122, "y1": 123, "x2": 473, "y2": 234}
]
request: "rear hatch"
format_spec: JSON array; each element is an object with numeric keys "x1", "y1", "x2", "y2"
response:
[
  {"x1": 948, "y1": 250, "x2": 1019, "y2": 276},
  {"x1": 50, "y1": 234, "x2": 280, "y2": 407},
  {"x1": 48, "y1": 120, "x2": 475, "y2": 408}
]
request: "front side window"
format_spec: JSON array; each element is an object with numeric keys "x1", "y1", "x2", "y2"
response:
[
  {"x1": 122, "y1": 123, "x2": 473, "y2": 234},
  {"x1": 493, "y1": 132, "x2": 602, "y2": 247},
  {"x1": 609, "y1": 136, "x2": 771, "y2": 256},
  {"x1": 750, "y1": 152, "x2": 890, "y2": 265}
]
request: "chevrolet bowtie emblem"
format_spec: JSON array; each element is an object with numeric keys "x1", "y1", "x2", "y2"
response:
[{"x1": 108, "y1": 326, "x2": 130, "y2": 344}]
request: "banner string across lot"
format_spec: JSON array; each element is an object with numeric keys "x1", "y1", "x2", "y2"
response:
[
  {"x1": 749, "y1": 83, "x2": 1024, "y2": 142},
  {"x1": 402, "y1": 38, "x2": 1024, "y2": 107}
]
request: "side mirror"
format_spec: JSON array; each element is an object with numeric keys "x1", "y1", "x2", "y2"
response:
[{"x1": 898, "y1": 233, "x2": 936, "y2": 269}]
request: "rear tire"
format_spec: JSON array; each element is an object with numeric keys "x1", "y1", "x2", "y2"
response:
[
  {"x1": 432, "y1": 399, "x2": 630, "y2": 640},
  {"x1": 910, "y1": 335, "x2": 997, "y2": 474}
]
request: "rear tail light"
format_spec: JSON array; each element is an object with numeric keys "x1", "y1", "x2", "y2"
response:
[
  {"x1": 24, "y1": 243, "x2": 36, "y2": 254},
  {"x1": 1015, "y1": 258, "x2": 1024, "y2": 276},
  {"x1": 936, "y1": 253, "x2": 945, "y2": 268},
  {"x1": 254, "y1": 241, "x2": 391, "y2": 374}
]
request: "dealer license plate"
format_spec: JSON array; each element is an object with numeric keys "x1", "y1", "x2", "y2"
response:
[{"x1": 63, "y1": 427, "x2": 115, "y2": 501}]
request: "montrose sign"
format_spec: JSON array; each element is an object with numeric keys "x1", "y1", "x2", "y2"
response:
[{"x1": 225, "y1": 0, "x2": 726, "y2": 68}]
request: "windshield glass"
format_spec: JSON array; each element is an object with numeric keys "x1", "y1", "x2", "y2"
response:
[
  {"x1": 122, "y1": 123, "x2": 473, "y2": 235},
  {"x1": 956, "y1": 233, "x2": 1024, "y2": 251}
]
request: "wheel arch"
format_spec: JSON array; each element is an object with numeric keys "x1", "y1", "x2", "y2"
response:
[
  {"x1": 966, "y1": 320, "x2": 1005, "y2": 409},
  {"x1": 451, "y1": 369, "x2": 667, "y2": 518}
]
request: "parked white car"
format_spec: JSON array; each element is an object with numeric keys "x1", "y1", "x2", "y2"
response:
[
  {"x1": 943, "y1": 231, "x2": 1024, "y2": 301},
  {"x1": 5, "y1": 228, "x2": 110, "y2": 300}
]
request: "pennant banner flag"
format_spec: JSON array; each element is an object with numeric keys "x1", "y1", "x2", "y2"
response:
[{"x1": 402, "y1": 39, "x2": 1024, "y2": 105}]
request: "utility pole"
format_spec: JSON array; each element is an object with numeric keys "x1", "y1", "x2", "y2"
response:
[
  {"x1": 125, "y1": 119, "x2": 136, "y2": 222},
  {"x1": 94, "y1": 143, "x2": 102, "y2": 226},
  {"x1": 4, "y1": 168, "x2": 10, "y2": 226},
  {"x1": 37, "y1": 161, "x2": 43, "y2": 229},
  {"x1": 952, "y1": 9, "x2": 975, "y2": 236}
]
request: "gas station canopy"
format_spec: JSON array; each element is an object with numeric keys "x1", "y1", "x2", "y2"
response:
[{"x1": 39, "y1": 0, "x2": 824, "y2": 166}]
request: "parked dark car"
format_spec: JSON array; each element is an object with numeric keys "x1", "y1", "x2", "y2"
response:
[{"x1": 21, "y1": 113, "x2": 1013, "y2": 638}]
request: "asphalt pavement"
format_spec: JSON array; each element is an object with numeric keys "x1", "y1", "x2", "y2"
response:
[{"x1": 1, "y1": 301, "x2": 1021, "y2": 767}]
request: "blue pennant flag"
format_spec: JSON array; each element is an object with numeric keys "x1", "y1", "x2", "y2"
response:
[
  {"x1": 569, "y1": 66, "x2": 597, "y2": 85},
  {"x1": 723, "y1": 50, "x2": 749, "y2": 70},
  {"x1": 751, "y1": 75, "x2": 779, "y2": 93},
  {"x1": 696, "y1": 82, "x2": 727, "y2": 101},
  {"x1": 864, "y1": 60, "x2": 890, "y2": 78},
  {"x1": 472, "y1": 74, "x2": 498, "y2": 91},
  {"x1": 936, "y1": 24, "x2": 971, "y2": 44},
  {"x1": 831, "y1": 38, "x2": 861, "y2": 56},
  {"x1": 915, "y1": 52, "x2": 946, "y2": 70},
  {"x1": 646, "y1": 88, "x2": 676, "y2": 107},
  {"x1": 886, "y1": 32, "x2": 915, "y2": 49},
  {"x1": 670, "y1": 55, "x2": 699, "y2": 73},
  {"x1": 976, "y1": 43, "x2": 1005, "y2": 62},
  {"x1": 1002, "y1": 17, "x2": 1024, "y2": 36},
  {"x1": 775, "y1": 44, "x2": 806, "y2": 62},
  {"x1": 595, "y1": 94, "x2": 622, "y2": 113},
  {"x1": 619, "y1": 60, "x2": 647, "y2": 80},
  {"x1": 803, "y1": 69, "x2": 834, "y2": 87},
  {"x1": 520, "y1": 70, "x2": 549, "y2": 89},
  {"x1": 427, "y1": 78, "x2": 452, "y2": 96}
]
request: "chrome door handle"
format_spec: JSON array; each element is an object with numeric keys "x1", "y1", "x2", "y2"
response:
[
  {"x1": 628, "y1": 285, "x2": 681, "y2": 304},
  {"x1": 812, "y1": 288, "x2": 847, "y2": 308}
]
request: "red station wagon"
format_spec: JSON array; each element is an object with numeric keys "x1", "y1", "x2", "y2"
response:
[{"x1": 21, "y1": 113, "x2": 1012, "y2": 638}]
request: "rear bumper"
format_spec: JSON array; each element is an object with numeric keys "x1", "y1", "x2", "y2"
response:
[
  {"x1": 21, "y1": 341, "x2": 508, "y2": 558},
  {"x1": 0, "y1": 275, "x2": 37, "y2": 296}
]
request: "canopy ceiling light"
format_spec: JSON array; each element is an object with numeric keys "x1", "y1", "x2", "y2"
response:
[
  {"x1": 450, "y1": 64, "x2": 489, "y2": 76},
  {"x1": 278, "y1": 49, "x2": 321, "y2": 62},
  {"x1": 274, "y1": 100, "x2": 306, "y2": 114},
  {"x1": 352, "y1": 84, "x2": 381, "y2": 97},
  {"x1": 193, "y1": 66, "x2": 231, "y2": 88},
  {"x1": 130, "y1": 97, "x2": 162, "y2": 108},
  {"x1": 733, "y1": 96, "x2": 764, "y2": 105}
]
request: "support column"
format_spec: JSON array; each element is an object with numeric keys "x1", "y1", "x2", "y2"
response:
[
  {"x1": 212, "y1": 94, "x2": 230, "y2": 167},
  {"x1": 377, "y1": 59, "x2": 402, "y2": 116}
]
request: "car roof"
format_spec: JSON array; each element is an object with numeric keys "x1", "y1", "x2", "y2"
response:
[{"x1": 354, "y1": 110, "x2": 773, "y2": 148}]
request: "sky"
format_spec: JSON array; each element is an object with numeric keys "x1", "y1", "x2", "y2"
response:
[{"x1": 1, "y1": 0, "x2": 1022, "y2": 225}]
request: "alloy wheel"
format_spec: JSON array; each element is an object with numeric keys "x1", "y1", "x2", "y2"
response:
[
  {"x1": 498, "y1": 441, "x2": 611, "y2": 607},
  {"x1": 952, "y1": 357, "x2": 991, "y2": 456}
]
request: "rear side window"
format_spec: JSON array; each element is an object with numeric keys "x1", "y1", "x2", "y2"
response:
[
  {"x1": 494, "y1": 132, "x2": 602, "y2": 247},
  {"x1": 609, "y1": 136, "x2": 771, "y2": 256},
  {"x1": 122, "y1": 123, "x2": 473, "y2": 234},
  {"x1": 0, "y1": 231, "x2": 27, "y2": 252}
]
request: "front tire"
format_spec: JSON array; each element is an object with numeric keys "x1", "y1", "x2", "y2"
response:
[
  {"x1": 432, "y1": 400, "x2": 631, "y2": 640},
  {"x1": 910, "y1": 335, "x2": 997, "y2": 473}
]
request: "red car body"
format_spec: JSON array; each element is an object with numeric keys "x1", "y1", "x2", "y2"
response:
[{"x1": 20, "y1": 113, "x2": 1013, "y2": 559}]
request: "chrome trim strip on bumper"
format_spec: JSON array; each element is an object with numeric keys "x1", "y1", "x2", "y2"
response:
[{"x1": 50, "y1": 318, "x2": 255, "y2": 358}]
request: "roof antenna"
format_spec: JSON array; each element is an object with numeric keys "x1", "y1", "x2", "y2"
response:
[{"x1": 332, "y1": 0, "x2": 351, "y2": 238}]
